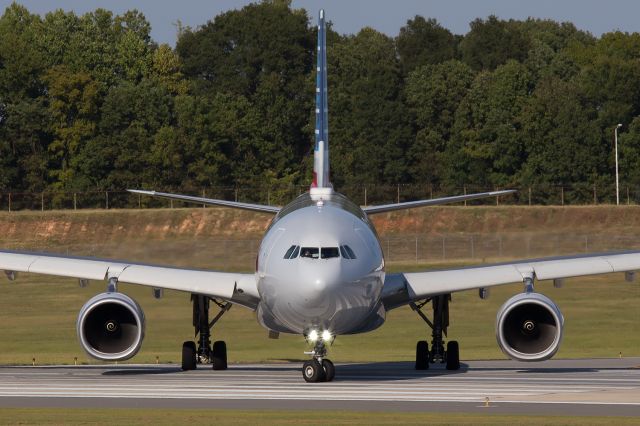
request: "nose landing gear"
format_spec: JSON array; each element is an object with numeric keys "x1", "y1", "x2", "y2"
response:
[{"x1": 302, "y1": 338, "x2": 335, "y2": 382}]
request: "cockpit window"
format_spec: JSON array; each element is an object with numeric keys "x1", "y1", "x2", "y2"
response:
[
  {"x1": 321, "y1": 247, "x2": 340, "y2": 259},
  {"x1": 284, "y1": 245, "x2": 300, "y2": 259},
  {"x1": 340, "y1": 245, "x2": 357, "y2": 259},
  {"x1": 300, "y1": 247, "x2": 319, "y2": 259}
]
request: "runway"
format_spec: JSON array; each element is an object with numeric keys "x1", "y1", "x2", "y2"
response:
[{"x1": 0, "y1": 358, "x2": 639, "y2": 416}]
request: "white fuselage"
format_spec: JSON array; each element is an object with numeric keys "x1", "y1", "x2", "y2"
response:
[{"x1": 255, "y1": 192, "x2": 385, "y2": 336}]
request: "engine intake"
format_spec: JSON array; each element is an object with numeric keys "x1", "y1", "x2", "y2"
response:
[
  {"x1": 77, "y1": 292, "x2": 145, "y2": 361},
  {"x1": 496, "y1": 292, "x2": 563, "y2": 362}
]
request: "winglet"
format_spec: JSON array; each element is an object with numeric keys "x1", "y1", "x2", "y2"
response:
[{"x1": 311, "y1": 9, "x2": 332, "y2": 193}]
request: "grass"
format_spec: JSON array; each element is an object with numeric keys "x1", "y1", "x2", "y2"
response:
[
  {"x1": 0, "y1": 408, "x2": 638, "y2": 425},
  {"x1": 0, "y1": 206, "x2": 638, "y2": 365},
  {"x1": 0, "y1": 208, "x2": 639, "y2": 423},
  {"x1": 0, "y1": 266, "x2": 637, "y2": 365}
]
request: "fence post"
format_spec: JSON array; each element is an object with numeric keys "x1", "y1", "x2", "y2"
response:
[
  {"x1": 105, "y1": 191, "x2": 109, "y2": 209},
  {"x1": 267, "y1": 189, "x2": 270, "y2": 206},
  {"x1": 627, "y1": 186, "x2": 630, "y2": 205},
  {"x1": 593, "y1": 183, "x2": 597, "y2": 205},
  {"x1": 386, "y1": 239, "x2": 390, "y2": 261},
  {"x1": 464, "y1": 185, "x2": 467, "y2": 206},
  {"x1": 429, "y1": 183, "x2": 433, "y2": 199},
  {"x1": 561, "y1": 187, "x2": 564, "y2": 206},
  {"x1": 470, "y1": 235, "x2": 475, "y2": 259},
  {"x1": 364, "y1": 186, "x2": 367, "y2": 207},
  {"x1": 41, "y1": 192, "x2": 44, "y2": 211},
  {"x1": 528, "y1": 187, "x2": 531, "y2": 206},
  {"x1": 397, "y1": 184, "x2": 400, "y2": 204},
  {"x1": 495, "y1": 187, "x2": 499, "y2": 206},
  {"x1": 73, "y1": 193, "x2": 77, "y2": 210},
  {"x1": 138, "y1": 194, "x2": 142, "y2": 209},
  {"x1": 235, "y1": 187, "x2": 238, "y2": 202},
  {"x1": 8, "y1": 193, "x2": 11, "y2": 212},
  {"x1": 202, "y1": 188, "x2": 206, "y2": 208}
]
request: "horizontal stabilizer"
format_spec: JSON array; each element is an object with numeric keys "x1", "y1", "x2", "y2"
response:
[
  {"x1": 128, "y1": 190, "x2": 280, "y2": 214},
  {"x1": 362, "y1": 190, "x2": 516, "y2": 214}
]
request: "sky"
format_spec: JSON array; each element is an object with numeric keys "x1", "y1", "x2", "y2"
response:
[{"x1": 2, "y1": 0, "x2": 640, "y2": 46}]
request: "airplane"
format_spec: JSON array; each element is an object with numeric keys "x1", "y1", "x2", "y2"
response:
[{"x1": 1, "y1": 9, "x2": 639, "y2": 383}]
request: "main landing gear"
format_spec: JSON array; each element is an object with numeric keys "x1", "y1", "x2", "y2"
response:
[
  {"x1": 411, "y1": 294, "x2": 460, "y2": 371},
  {"x1": 181, "y1": 294, "x2": 231, "y2": 371},
  {"x1": 302, "y1": 338, "x2": 335, "y2": 383}
]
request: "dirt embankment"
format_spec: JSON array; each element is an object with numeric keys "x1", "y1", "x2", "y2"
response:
[
  {"x1": 1, "y1": 205, "x2": 639, "y2": 245},
  {"x1": 0, "y1": 208, "x2": 271, "y2": 246},
  {"x1": 370, "y1": 205, "x2": 640, "y2": 236}
]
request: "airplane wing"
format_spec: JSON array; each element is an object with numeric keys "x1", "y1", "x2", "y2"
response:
[
  {"x1": 381, "y1": 250, "x2": 640, "y2": 309},
  {"x1": 362, "y1": 190, "x2": 516, "y2": 214},
  {"x1": 0, "y1": 250, "x2": 260, "y2": 309},
  {"x1": 128, "y1": 189, "x2": 281, "y2": 214}
]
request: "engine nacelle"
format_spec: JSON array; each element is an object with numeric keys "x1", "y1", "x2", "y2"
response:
[
  {"x1": 77, "y1": 292, "x2": 145, "y2": 361},
  {"x1": 496, "y1": 292, "x2": 564, "y2": 362}
]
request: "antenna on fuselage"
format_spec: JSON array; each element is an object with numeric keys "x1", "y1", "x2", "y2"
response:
[{"x1": 311, "y1": 9, "x2": 333, "y2": 198}]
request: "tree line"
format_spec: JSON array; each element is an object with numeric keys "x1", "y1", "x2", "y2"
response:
[{"x1": 2, "y1": 0, "x2": 640, "y2": 204}]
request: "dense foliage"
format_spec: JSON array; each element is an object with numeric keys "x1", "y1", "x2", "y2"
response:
[{"x1": 1, "y1": 1, "x2": 640, "y2": 201}]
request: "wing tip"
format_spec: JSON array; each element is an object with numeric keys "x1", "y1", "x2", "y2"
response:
[{"x1": 127, "y1": 189, "x2": 155, "y2": 195}]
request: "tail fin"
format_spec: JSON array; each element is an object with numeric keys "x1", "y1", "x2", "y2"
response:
[{"x1": 311, "y1": 9, "x2": 331, "y2": 191}]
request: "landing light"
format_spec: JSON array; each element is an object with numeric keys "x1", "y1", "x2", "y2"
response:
[
  {"x1": 322, "y1": 330, "x2": 332, "y2": 342},
  {"x1": 308, "y1": 329, "x2": 319, "y2": 342}
]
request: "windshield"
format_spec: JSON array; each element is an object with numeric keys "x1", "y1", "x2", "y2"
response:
[
  {"x1": 284, "y1": 245, "x2": 300, "y2": 259},
  {"x1": 321, "y1": 247, "x2": 340, "y2": 259},
  {"x1": 300, "y1": 247, "x2": 319, "y2": 259},
  {"x1": 340, "y1": 245, "x2": 357, "y2": 259}
]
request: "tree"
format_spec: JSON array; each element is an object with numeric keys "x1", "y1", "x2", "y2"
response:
[
  {"x1": 519, "y1": 77, "x2": 603, "y2": 185},
  {"x1": 396, "y1": 16, "x2": 457, "y2": 74},
  {"x1": 176, "y1": 2, "x2": 314, "y2": 188},
  {"x1": 445, "y1": 61, "x2": 533, "y2": 187},
  {"x1": 92, "y1": 81, "x2": 173, "y2": 189},
  {"x1": 459, "y1": 16, "x2": 530, "y2": 71},
  {"x1": 405, "y1": 60, "x2": 475, "y2": 183},
  {"x1": 44, "y1": 66, "x2": 99, "y2": 190},
  {"x1": 618, "y1": 117, "x2": 640, "y2": 188},
  {"x1": 330, "y1": 28, "x2": 412, "y2": 186}
]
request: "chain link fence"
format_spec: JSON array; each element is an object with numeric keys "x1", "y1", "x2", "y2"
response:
[
  {"x1": 1, "y1": 183, "x2": 639, "y2": 211},
  {"x1": 7, "y1": 233, "x2": 637, "y2": 268}
]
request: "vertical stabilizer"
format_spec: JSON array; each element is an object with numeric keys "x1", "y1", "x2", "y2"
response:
[{"x1": 311, "y1": 9, "x2": 332, "y2": 192}]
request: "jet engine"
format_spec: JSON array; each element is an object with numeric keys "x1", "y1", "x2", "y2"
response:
[
  {"x1": 496, "y1": 292, "x2": 564, "y2": 362},
  {"x1": 76, "y1": 292, "x2": 145, "y2": 361}
]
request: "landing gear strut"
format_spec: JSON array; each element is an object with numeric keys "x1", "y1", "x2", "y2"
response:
[
  {"x1": 411, "y1": 294, "x2": 460, "y2": 371},
  {"x1": 181, "y1": 294, "x2": 231, "y2": 371},
  {"x1": 302, "y1": 338, "x2": 335, "y2": 382}
]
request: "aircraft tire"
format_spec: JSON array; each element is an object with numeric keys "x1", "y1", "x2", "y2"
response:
[
  {"x1": 181, "y1": 341, "x2": 197, "y2": 371},
  {"x1": 211, "y1": 340, "x2": 228, "y2": 370},
  {"x1": 446, "y1": 340, "x2": 460, "y2": 370},
  {"x1": 415, "y1": 340, "x2": 429, "y2": 370},
  {"x1": 322, "y1": 359, "x2": 335, "y2": 382},
  {"x1": 302, "y1": 359, "x2": 325, "y2": 383}
]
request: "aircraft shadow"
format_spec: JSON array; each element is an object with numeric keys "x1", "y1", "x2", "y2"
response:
[
  {"x1": 329, "y1": 361, "x2": 469, "y2": 381},
  {"x1": 94, "y1": 360, "x2": 633, "y2": 379},
  {"x1": 102, "y1": 367, "x2": 182, "y2": 376}
]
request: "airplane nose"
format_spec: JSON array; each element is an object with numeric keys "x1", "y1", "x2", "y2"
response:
[
  {"x1": 297, "y1": 263, "x2": 341, "y2": 305},
  {"x1": 313, "y1": 279, "x2": 326, "y2": 292}
]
